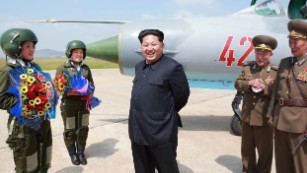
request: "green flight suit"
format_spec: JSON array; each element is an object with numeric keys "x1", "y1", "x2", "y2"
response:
[
  {"x1": 0, "y1": 62, "x2": 53, "y2": 173},
  {"x1": 54, "y1": 61, "x2": 94, "y2": 163}
]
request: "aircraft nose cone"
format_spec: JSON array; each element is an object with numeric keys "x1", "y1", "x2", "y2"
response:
[{"x1": 86, "y1": 35, "x2": 119, "y2": 63}]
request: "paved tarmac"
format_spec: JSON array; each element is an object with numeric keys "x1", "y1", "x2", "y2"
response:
[{"x1": 0, "y1": 69, "x2": 276, "y2": 173}]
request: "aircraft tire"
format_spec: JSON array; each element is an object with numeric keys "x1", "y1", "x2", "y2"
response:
[{"x1": 230, "y1": 114, "x2": 242, "y2": 136}]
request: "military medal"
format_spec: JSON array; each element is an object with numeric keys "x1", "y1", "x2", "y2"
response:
[{"x1": 297, "y1": 68, "x2": 307, "y2": 82}]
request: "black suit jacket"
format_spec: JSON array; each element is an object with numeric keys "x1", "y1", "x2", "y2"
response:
[{"x1": 128, "y1": 55, "x2": 190, "y2": 145}]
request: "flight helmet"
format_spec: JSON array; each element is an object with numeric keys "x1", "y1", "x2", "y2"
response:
[
  {"x1": 0, "y1": 28, "x2": 37, "y2": 59},
  {"x1": 65, "y1": 40, "x2": 87, "y2": 59}
]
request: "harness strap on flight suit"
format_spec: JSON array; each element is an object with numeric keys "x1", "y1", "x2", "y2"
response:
[
  {"x1": 17, "y1": 125, "x2": 24, "y2": 138},
  {"x1": 8, "y1": 117, "x2": 16, "y2": 135}
]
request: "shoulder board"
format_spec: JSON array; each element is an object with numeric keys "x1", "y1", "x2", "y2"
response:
[
  {"x1": 270, "y1": 64, "x2": 279, "y2": 71},
  {"x1": 243, "y1": 61, "x2": 256, "y2": 66}
]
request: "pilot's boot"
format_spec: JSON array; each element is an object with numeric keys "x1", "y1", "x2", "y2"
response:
[
  {"x1": 37, "y1": 165, "x2": 49, "y2": 173},
  {"x1": 77, "y1": 143, "x2": 87, "y2": 165},
  {"x1": 67, "y1": 144, "x2": 80, "y2": 165}
]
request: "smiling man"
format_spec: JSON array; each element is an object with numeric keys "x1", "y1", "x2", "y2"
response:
[
  {"x1": 267, "y1": 19, "x2": 307, "y2": 173},
  {"x1": 128, "y1": 29, "x2": 190, "y2": 173},
  {"x1": 235, "y1": 35, "x2": 278, "y2": 173}
]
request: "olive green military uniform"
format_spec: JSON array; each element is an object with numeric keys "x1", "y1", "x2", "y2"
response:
[
  {"x1": 267, "y1": 55, "x2": 307, "y2": 173},
  {"x1": 267, "y1": 20, "x2": 307, "y2": 173},
  {"x1": 0, "y1": 62, "x2": 52, "y2": 173},
  {"x1": 235, "y1": 35, "x2": 278, "y2": 173},
  {"x1": 55, "y1": 61, "x2": 94, "y2": 164},
  {"x1": 235, "y1": 62, "x2": 277, "y2": 173}
]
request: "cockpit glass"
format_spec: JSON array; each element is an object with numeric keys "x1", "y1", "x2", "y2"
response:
[
  {"x1": 234, "y1": 0, "x2": 285, "y2": 17},
  {"x1": 255, "y1": 0, "x2": 283, "y2": 16}
]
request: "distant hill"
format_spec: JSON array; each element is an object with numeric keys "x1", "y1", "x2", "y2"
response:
[
  {"x1": 35, "y1": 49, "x2": 65, "y2": 58},
  {"x1": 0, "y1": 49, "x2": 65, "y2": 58}
]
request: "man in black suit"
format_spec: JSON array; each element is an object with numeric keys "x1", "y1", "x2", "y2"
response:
[{"x1": 128, "y1": 29, "x2": 190, "y2": 173}]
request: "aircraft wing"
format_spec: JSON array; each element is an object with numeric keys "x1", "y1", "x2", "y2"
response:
[
  {"x1": 26, "y1": 0, "x2": 305, "y2": 89},
  {"x1": 27, "y1": 19, "x2": 127, "y2": 24}
]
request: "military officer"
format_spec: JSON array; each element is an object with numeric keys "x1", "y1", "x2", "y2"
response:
[
  {"x1": 0, "y1": 28, "x2": 58, "y2": 172},
  {"x1": 54, "y1": 40, "x2": 95, "y2": 165},
  {"x1": 235, "y1": 35, "x2": 278, "y2": 173},
  {"x1": 267, "y1": 20, "x2": 307, "y2": 173}
]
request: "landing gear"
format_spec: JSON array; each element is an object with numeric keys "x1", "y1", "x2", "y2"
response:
[
  {"x1": 230, "y1": 114, "x2": 242, "y2": 136},
  {"x1": 230, "y1": 92, "x2": 243, "y2": 136}
]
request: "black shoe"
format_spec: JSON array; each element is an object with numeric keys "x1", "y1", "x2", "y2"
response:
[
  {"x1": 70, "y1": 154, "x2": 80, "y2": 165},
  {"x1": 78, "y1": 153, "x2": 87, "y2": 165},
  {"x1": 77, "y1": 143, "x2": 87, "y2": 165}
]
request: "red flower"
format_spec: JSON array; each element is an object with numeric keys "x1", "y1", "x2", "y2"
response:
[
  {"x1": 27, "y1": 85, "x2": 36, "y2": 99},
  {"x1": 26, "y1": 102, "x2": 35, "y2": 109},
  {"x1": 35, "y1": 104, "x2": 45, "y2": 111},
  {"x1": 39, "y1": 95, "x2": 48, "y2": 105},
  {"x1": 34, "y1": 84, "x2": 45, "y2": 93},
  {"x1": 35, "y1": 74, "x2": 47, "y2": 83}
]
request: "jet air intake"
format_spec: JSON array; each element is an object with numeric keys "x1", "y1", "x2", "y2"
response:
[{"x1": 86, "y1": 35, "x2": 119, "y2": 63}]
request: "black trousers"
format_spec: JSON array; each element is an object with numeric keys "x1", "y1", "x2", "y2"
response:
[{"x1": 131, "y1": 140, "x2": 179, "y2": 173}]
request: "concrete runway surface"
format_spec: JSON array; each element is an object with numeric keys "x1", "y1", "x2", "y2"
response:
[{"x1": 0, "y1": 69, "x2": 276, "y2": 173}]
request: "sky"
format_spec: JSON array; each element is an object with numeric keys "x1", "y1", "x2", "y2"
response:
[{"x1": 0, "y1": 0, "x2": 289, "y2": 52}]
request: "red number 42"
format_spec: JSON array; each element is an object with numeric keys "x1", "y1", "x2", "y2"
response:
[{"x1": 219, "y1": 36, "x2": 254, "y2": 67}]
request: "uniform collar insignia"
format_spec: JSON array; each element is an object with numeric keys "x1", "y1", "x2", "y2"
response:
[
  {"x1": 266, "y1": 65, "x2": 271, "y2": 72},
  {"x1": 292, "y1": 57, "x2": 296, "y2": 65},
  {"x1": 297, "y1": 58, "x2": 306, "y2": 66}
]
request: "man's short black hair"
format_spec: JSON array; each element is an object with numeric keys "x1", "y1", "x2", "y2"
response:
[{"x1": 138, "y1": 29, "x2": 164, "y2": 43}]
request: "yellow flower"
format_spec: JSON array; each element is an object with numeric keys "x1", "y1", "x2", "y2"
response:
[
  {"x1": 27, "y1": 68, "x2": 34, "y2": 74},
  {"x1": 23, "y1": 110, "x2": 31, "y2": 115},
  {"x1": 26, "y1": 76, "x2": 36, "y2": 86},
  {"x1": 22, "y1": 112, "x2": 27, "y2": 117},
  {"x1": 22, "y1": 105, "x2": 28, "y2": 111},
  {"x1": 44, "y1": 82, "x2": 52, "y2": 89},
  {"x1": 21, "y1": 94, "x2": 27, "y2": 100},
  {"x1": 37, "y1": 111, "x2": 44, "y2": 116},
  {"x1": 44, "y1": 102, "x2": 51, "y2": 109},
  {"x1": 59, "y1": 83, "x2": 64, "y2": 90},
  {"x1": 20, "y1": 85, "x2": 28, "y2": 93},
  {"x1": 29, "y1": 100, "x2": 35, "y2": 106},
  {"x1": 34, "y1": 97, "x2": 41, "y2": 105},
  {"x1": 20, "y1": 74, "x2": 27, "y2": 80}
]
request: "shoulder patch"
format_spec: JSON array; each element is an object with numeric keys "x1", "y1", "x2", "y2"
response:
[
  {"x1": 243, "y1": 61, "x2": 256, "y2": 66},
  {"x1": 270, "y1": 64, "x2": 279, "y2": 71}
]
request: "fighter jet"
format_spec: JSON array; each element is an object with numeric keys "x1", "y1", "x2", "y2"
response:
[
  {"x1": 30, "y1": 0, "x2": 306, "y2": 86},
  {"x1": 29, "y1": 0, "x2": 307, "y2": 136}
]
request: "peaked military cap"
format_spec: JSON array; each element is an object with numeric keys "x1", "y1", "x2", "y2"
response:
[
  {"x1": 252, "y1": 35, "x2": 277, "y2": 51},
  {"x1": 288, "y1": 20, "x2": 307, "y2": 39}
]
